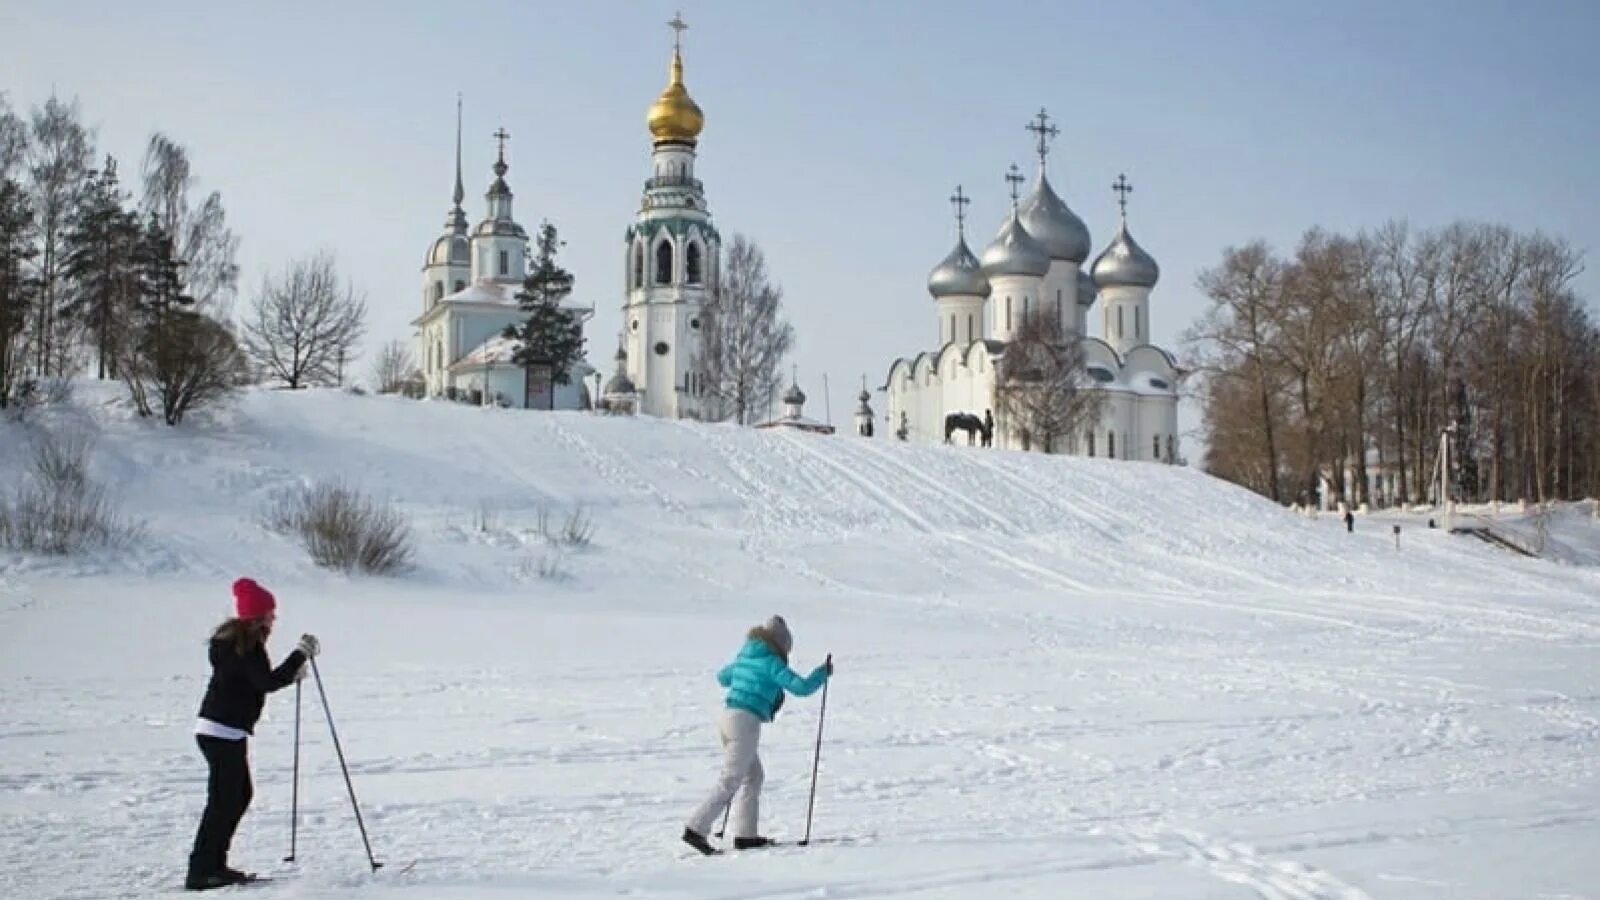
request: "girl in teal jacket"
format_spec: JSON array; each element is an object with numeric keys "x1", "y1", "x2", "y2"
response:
[{"x1": 682, "y1": 615, "x2": 831, "y2": 853}]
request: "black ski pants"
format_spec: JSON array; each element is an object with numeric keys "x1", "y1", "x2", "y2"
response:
[{"x1": 189, "y1": 735, "x2": 253, "y2": 876}]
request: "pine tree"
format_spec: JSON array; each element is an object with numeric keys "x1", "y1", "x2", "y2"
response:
[
  {"x1": 505, "y1": 221, "x2": 584, "y2": 407},
  {"x1": 0, "y1": 174, "x2": 38, "y2": 408},
  {"x1": 61, "y1": 156, "x2": 141, "y2": 379}
]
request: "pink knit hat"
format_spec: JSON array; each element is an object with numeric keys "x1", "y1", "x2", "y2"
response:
[{"x1": 232, "y1": 578, "x2": 277, "y2": 620}]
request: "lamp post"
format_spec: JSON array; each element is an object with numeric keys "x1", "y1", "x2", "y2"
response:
[{"x1": 1441, "y1": 421, "x2": 1457, "y2": 533}]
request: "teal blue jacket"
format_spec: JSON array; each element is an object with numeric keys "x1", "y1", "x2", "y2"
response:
[{"x1": 717, "y1": 638, "x2": 828, "y2": 723}]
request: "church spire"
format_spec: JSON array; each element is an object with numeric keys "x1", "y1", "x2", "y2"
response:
[
  {"x1": 485, "y1": 127, "x2": 514, "y2": 221},
  {"x1": 445, "y1": 95, "x2": 467, "y2": 233},
  {"x1": 453, "y1": 95, "x2": 465, "y2": 208}
]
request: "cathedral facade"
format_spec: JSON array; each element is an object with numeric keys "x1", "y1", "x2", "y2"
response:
[
  {"x1": 883, "y1": 116, "x2": 1181, "y2": 462},
  {"x1": 412, "y1": 114, "x2": 593, "y2": 409}
]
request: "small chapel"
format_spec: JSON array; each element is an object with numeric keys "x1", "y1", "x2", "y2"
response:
[
  {"x1": 412, "y1": 112, "x2": 595, "y2": 409},
  {"x1": 882, "y1": 111, "x2": 1181, "y2": 461}
]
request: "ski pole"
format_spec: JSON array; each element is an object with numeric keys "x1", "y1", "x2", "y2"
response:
[
  {"x1": 799, "y1": 654, "x2": 831, "y2": 847},
  {"x1": 284, "y1": 678, "x2": 301, "y2": 863},
  {"x1": 308, "y1": 656, "x2": 384, "y2": 872},
  {"x1": 716, "y1": 801, "x2": 731, "y2": 839}
]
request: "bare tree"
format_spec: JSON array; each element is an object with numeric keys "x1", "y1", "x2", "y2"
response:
[
  {"x1": 697, "y1": 234, "x2": 793, "y2": 424},
  {"x1": 1187, "y1": 242, "x2": 1288, "y2": 501},
  {"x1": 0, "y1": 96, "x2": 36, "y2": 409},
  {"x1": 27, "y1": 96, "x2": 94, "y2": 377},
  {"x1": 141, "y1": 134, "x2": 239, "y2": 317},
  {"x1": 1188, "y1": 220, "x2": 1599, "y2": 507},
  {"x1": 241, "y1": 253, "x2": 367, "y2": 389},
  {"x1": 994, "y1": 309, "x2": 1104, "y2": 453},
  {"x1": 371, "y1": 339, "x2": 417, "y2": 394}
]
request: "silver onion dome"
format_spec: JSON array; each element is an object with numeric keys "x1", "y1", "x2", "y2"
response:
[
  {"x1": 605, "y1": 370, "x2": 636, "y2": 395},
  {"x1": 927, "y1": 236, "x2": 990, "y2": 298},
  {"x1": 783, "y1": 382, "x2": 806, "y2": 406},
  {"x1": 426, "y1": 232, "x2": 470, "y2": 267},
  {"x1": 474, "y1": 218, "x2": 529, "y2": 239},
  {"x1": 980, "y1": 212, "x2": 1050, "y2": 278},
  {"x1": 1076, "y1": 267, "x2": 1097, "y2": 306},
  {"x1": 1018, "y1": 173, "x2": 1090, "y2": 264},
  {"x1": 1091, "y1": 220, "x2": 1160, "y2": 289},
  {"x1": 605, "y1": 346, "x2": 636, "y2": 395}
]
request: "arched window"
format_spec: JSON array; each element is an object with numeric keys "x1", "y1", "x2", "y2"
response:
[
  {"x1": 1087, "y1": 431, "x2": 1096, "y2": 457},
  {"x1": 655, "y1": 239, "x2": 673, "y2": 284},
  {"x1": 967, "y1": 314, "x2": 974, "y2": 343},
  {"x1": 686, "y1": 242, "x2": 703, "y2": 284},
  {"x1": 1135, "y1": 307, "x2": 1141, "y2": 340},
  {"x1": 1116, "y1": 306, "x2": 1124, "y2": 339},
  {"x1": 1005, "y1": 297, "x2": 1012, "y2": 331},
  {"x1": 632, "y1": 242, "x2": 644, "y2": 288},
  {"x1": 1108, "y1": 431, "x2": 1116, "y2": 459},
  {"x1": 949, "y1": 314, "x2": 955, "y2": 343},
  {"x1": 498, "y1": 250, "x2": 508, "y2": 276}
]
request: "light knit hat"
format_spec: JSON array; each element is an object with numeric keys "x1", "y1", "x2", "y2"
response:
[{"x1": 765, "y1": 615, "x2": 793, "y2": 655}]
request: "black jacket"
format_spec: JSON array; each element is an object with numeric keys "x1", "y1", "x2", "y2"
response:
[{"x1": 197, "y1": 640, "x2": 306, "y2": 734}]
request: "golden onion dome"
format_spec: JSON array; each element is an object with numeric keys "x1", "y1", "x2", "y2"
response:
[{"x1": 647, "y1": 49, "x2": 703, "y2": 143}]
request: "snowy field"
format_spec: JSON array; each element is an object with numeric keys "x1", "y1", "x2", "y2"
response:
[{"x1": 2, "y1": 386, "x2": 1598, "y2": 899}]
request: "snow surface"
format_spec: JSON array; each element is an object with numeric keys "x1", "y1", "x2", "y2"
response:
[{"x1": 2, "y1": 385, "x2": 1598, "y2": 899}]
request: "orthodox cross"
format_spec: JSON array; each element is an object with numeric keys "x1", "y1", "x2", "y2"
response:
[
  {"x1": 668, "y1": 11, "x2": 688, "y2": 50},
  {"x1": 1025, "y1": 107, "x2": 1058, "y2": 170},
  {"x1": 1112, "y1": 173, "x2": 1133, "y2": 217},
  {"x1": 949, "y1": 185, "x2": 970, "y2": 237},
  {"x1": 493, "y1": 126, "x2": 511, "y2": 161},
  {"x1": 1005, "y1": 164, "x2": 1024, "y2": 208}
]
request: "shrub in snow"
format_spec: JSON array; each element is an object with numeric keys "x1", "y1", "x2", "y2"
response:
[
  {"x1": 0, "y1": 429, "x2": 139, "y2": 554},
  {"x1": 534, "y1": 503, "x2": 594, "y2": 548},
  {"x1": 518, "y1": 548, "x2": 567, "y2": 582},
  {"x1": 264, "y1": 481, "x2": 414, "y2": 575},
  {"x1": 1, "y1": 377, "x2": 73, "y2": 423}
]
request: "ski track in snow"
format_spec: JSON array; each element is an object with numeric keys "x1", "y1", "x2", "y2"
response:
[{"x1": 2, "y1": 386, "x2": 1599, "y2": 899}]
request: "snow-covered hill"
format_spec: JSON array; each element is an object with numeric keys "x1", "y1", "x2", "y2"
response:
[{"x1": 2, "y1": 386, "x2": 1597, "y2": 899}]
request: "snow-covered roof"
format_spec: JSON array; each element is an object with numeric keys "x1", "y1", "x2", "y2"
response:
[
  {"x1": 441, "y1": 279, "x2": 519, "y2": 307},
  {"x1": 449, "y1": 335, "x2": 596, "y2": 376},
  {"x1": 450, "y1": 335, "x2": 521, "y2": 370},
  {"x1": 755, "y1": 414, "x2": 835, "y2": 435}
]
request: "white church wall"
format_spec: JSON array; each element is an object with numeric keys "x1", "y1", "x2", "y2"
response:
[{"x1": 1042, "y1": 260, "x2": 1076, "y2": 334}]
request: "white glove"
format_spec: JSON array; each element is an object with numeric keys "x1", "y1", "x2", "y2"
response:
[
  {"x1": 296, "y1": 633, "x2": 321, "y2": 659},
  {"x1": 294, "y1": 661, "x2": 308, "y2": 682}
]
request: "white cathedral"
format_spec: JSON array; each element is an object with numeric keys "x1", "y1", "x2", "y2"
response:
[
  {"x1": 882, "y1": 113, "x2": 1181, "y2": 462},
  {"x1": 413, "y1": 20, "x2": 717, "y2": 417}
]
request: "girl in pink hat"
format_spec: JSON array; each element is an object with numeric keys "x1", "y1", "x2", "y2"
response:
[{"x1": 185, "y1": 578, "x2": 319, "y2": 891}]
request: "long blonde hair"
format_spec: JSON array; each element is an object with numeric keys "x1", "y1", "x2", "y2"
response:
[{"x1": 211, "y1": 617, "x2": 270, "y2": 656}]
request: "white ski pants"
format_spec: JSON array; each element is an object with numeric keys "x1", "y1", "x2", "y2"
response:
[{"x1": 686, "y1": 708, "x2": 765, "y2": 838}]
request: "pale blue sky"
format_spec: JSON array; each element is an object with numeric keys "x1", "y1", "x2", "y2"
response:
[{"x1": 4, "y1": 0, "x2": 1596, "y2": 434}]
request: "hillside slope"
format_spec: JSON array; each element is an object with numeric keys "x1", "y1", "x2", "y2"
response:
[{"x1": 2, "y1": 387, "x2": 1597, "y2": 899}]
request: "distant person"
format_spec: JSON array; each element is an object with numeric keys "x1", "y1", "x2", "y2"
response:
[
  {"x1": 186, "y1": 579, "x2": 318, "y2": 891},
  {"x1": 682, "y1": 616, "x2": 832, "y2": 854},
  {"x1": 1344, "y1": 509, "x2": 1355, "y2": 533},
  {"x1": 982, "y1": 409, "x2": 995, "y2": 447}
]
